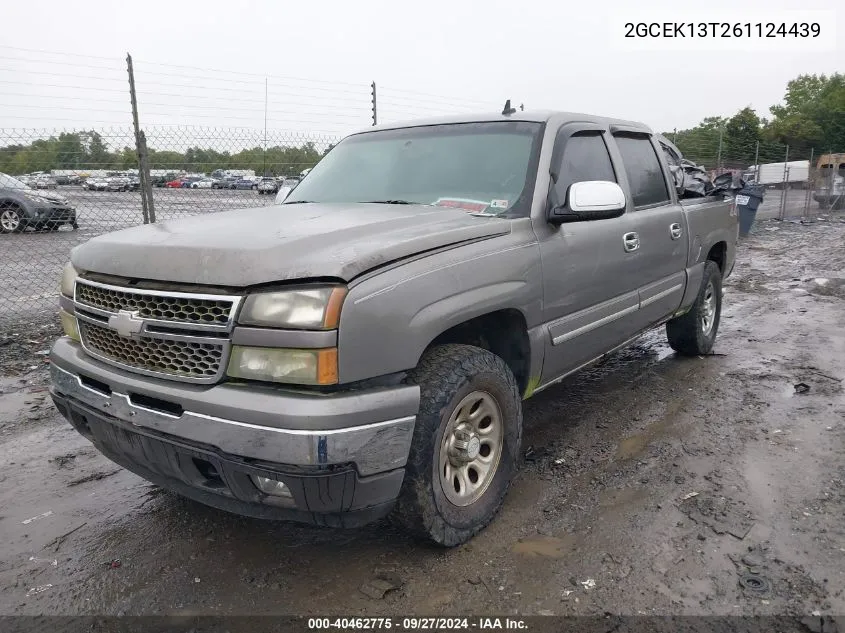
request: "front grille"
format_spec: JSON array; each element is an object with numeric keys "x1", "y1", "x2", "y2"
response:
[
  {"x1": 79, "y1": 321, "x2": 225, "y2": 380},
  {"x1": 76, "y1": 282, "x2": 234, "y2": 326}
]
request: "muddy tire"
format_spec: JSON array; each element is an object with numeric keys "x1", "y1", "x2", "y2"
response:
[
  {"x1": 392, "y1": 344, "x2": 522, "y2": 546},
  {"x1": 666, "y1": 260, "x2": 722, "y2": 356},
  {"x1": 0, "y1": 203, "x2": 25, "y2": 233}
]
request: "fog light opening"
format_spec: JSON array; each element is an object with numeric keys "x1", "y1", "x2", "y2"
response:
[{"x1": 252, "y1": 475, "x2": 293, "y2": 498}]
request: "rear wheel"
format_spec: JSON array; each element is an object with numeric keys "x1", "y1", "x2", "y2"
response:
[
  {"x1": 392, "y1": 344, "x2": 522, "y2": 546},
  {"x1": 0, "y1": 203, "x2": 25, "y2": 233},
  {"x1": 666, "y1": 260, "x2": 722, "y2": 355}
]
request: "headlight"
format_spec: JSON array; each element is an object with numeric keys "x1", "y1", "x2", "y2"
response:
[
  {"x1": 23, "y1": 193, "x2": 46, "y2": 202},
  {"x1": 238, "y1": 287, "x2": 346, "y2": 329},
  {"x1": 60, "y1": 262, "x2": 79, "y2": 298},
  {"x1": 227, "y1": 346, "x2": 338, "y2": 385}
]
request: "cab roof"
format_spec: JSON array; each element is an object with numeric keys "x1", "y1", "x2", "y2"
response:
[{"x1": 360, "y1": 110, "x2": 652, "y2": 135}]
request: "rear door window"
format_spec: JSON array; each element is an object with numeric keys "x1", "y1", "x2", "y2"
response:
[{"x1": 614, "y1": 135, "x2": 670, "y2": 208}]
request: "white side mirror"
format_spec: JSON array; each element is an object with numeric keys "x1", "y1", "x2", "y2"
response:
[{"x1": 568, "y1": 180, "x2": 626, "y2": 213}]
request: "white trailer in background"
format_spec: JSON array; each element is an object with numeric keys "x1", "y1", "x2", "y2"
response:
[{"x1": 749, "y1": 160, "x2": 809, "y2": 187}]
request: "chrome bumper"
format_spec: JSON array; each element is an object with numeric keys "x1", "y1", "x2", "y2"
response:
[{"x1": 50, "y1": 362, "x2": 417, "y2": 476}]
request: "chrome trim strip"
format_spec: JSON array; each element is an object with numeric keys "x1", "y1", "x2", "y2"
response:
[
  {"x1": 640, "y1": 283, "x2": 684, "y2": 308},
  {"x1": 73, "y1": 278, "x2": 243, "y2": 333},
  {"x1": 231, "y1": 327, "x2": 337, "y2": 349},
  {"x1": 552, "y1": 303, "x2": 639, "y2": 346},
  {"x1": 50, "y1": 364, "x2": 415, "y2": 475},
  {"x1": 537, "y1": 328, "x2": 656, "y2": 395},
  {"x1": 75, "y1": 311, "x2": 228, "y2": 345}
]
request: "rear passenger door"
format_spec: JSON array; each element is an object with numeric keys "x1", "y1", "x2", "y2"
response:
[{"x1": 611, "y1": 133, "x2": 687, "y2": 329}]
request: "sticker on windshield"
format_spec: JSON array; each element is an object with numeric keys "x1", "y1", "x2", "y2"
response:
[
  {"x1": 434, "y1": 198, "x2": 490, "y2": 213},
  {"x1": 490, "y1": 199, "x2": 509, "y2": 209}
]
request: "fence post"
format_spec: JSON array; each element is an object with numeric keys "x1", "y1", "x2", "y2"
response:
[
  {"x1": 126, "y1": 53, "x2": 152, "y2": 224},
  {"x1": 753, "y1": 141, "x2": 759, "y2": 182},
  {"x1": 138, "y1": 131, "x2": 156, "y2": 224},
  {"x1": 778, "y1": 145, "x2": 789, "y2": 220},
  {"x1": 716, "y1": 126, "x2": 723, "y2": 172},
  {"x1": 830, "y1": 148, "x2": 836, "y2": 210},
  {"x1": 803, "y1": 148, "x2": 814, "y2": 220}
]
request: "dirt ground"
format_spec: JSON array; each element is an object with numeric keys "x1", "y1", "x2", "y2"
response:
[{"x1": 0, "y1": 216, "x2": 843, "y2": 618}]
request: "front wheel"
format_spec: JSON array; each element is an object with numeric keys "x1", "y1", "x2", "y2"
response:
[
  {"x1": 0, "y1": 204, "x2": 25, "y2": 233},
  {"x1": 666, "y1": 260, "x2": 723, "y2": 355},
  {"x1": 392, "y1": 344, "x2": 522, "y2": 546}
]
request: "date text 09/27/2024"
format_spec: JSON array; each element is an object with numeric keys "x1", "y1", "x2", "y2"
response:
[{"x1": 624, "y1": 22, "x2": 821, "y2": 38}]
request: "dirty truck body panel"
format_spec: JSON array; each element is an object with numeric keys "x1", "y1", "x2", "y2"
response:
[{"x1": 50, "y1": 110, "x2": 737, "y2": 532}]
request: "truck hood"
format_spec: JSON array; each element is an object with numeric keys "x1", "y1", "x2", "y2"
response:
[{"x1": 71, "y1": 203, "x2": 511, "y2": 286}]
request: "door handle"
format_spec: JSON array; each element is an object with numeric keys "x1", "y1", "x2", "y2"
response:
[
  {"x1": 623, "y1": 232, "x2": 639, "y2": 252},
  {"x1": 670, "y1": 223, "x2": 683, "y2": 240}
]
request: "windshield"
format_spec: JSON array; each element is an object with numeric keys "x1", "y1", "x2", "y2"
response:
[
  {"x1": 0, "y1": 172, "x2": 31, "y2": 190},
  {"x1": 284, "y1": 121, "x2": 543, "y2": 217}
]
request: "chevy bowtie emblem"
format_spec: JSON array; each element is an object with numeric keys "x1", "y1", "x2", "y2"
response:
[{"x1": 108, "y1": 310, "x2": 144, "y2": 338}]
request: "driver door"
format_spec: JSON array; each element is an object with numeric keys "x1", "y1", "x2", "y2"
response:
[{"x1": 535, "y1": 125, "x2": 642, "y2": 384}]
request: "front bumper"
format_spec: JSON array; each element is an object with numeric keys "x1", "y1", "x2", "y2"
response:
[
  {"x1": 29, "y1": 205, "x2": 76, "y2": 224},
  {"x1": 49, "y1": 338, "x2": 420, "y2": 525}
]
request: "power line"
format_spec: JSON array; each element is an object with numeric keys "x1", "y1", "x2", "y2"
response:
[
  {"x1": 380, "y1": 85, "x2": 492, "y2": 107},
  {"x1": 0, "y1": 44, "x2": 368, "y2": 89}
]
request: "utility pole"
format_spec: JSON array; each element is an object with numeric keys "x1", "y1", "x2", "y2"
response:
[
  {"x1": 371, "y1": 81, "x2": 377, "y2": 126},
  {"x1": 673, "y1": 128, "x2": 677, "y2": 144},
  {"x1": 126, "y1": 53, "x2": 155, "y2": 224}
]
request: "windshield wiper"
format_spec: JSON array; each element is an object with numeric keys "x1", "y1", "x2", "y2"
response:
[{"x1": 282, "y1": 200, "x2": 315, "y2": 204}]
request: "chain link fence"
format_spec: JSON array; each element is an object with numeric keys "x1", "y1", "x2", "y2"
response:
[
  {"x1": 670, "y1": 133, "x2": 843, "y2": 223},
  {"x1": 0, "y1": 126, "x2": 339, "y2": 325}
]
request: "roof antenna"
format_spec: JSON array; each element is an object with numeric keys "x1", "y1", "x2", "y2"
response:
[{"x1": 502, "y1": 99, "x2": 517, "y2": 116}]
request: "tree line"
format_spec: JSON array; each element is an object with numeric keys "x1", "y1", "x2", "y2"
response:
[
  {"x1": 0, "y1": 131, "x2": 331, "y2": 177},
  {"x1": 2, "y1": 73, "x2": 842, "y2": 175},
  {"x1": 665, "y1": 73, "x2": 845, "y2": 168}
]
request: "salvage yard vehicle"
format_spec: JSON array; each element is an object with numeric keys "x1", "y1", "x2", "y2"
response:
[
  {"x1": 813, "y1": 153, "x2": 845, "y2": 210},
  {"x1": 190, "y1": 178, "x2": 217, "y2": 189},
  {"x1": 106, "y1": 175, "x2": 132, "y2": 192},
  {"x1": 1, "y1": 172, "x2": 77, "y2": 233},
  {"x1": 83, "y1": 176, "x2": 109, "y2": 191},
  {"x1": 49, "y1": 110, "x2": 737, "y2": 546},
  {"x1": 257, "y1": 177, "x2": 279, "y2": 194},
  {"x1": 34, "y1": 175, "x2": 59, "y2": 190}
]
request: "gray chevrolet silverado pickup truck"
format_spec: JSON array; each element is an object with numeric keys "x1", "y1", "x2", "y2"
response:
[{"x1": 49, "y1": 111, "x2": 738, "y2": 545}]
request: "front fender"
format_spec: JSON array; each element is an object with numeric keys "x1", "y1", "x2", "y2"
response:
[{"x1": 337, "y1": 226, "x2": 543, "y2": 384}]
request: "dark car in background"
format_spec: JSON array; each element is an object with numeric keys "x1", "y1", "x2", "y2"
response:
[
  {"x1": 0, "y1": 172, "x2": 77, "y2": 233},
  {"x1": 214, "y1": 176, "x2": 240, "y2": 189},
  {"x1": 232, "y1": 178, "x2": 257, "y2": 190},
  {"x1": 152, "y1": 173, "x2": 180, "y2": 187}
]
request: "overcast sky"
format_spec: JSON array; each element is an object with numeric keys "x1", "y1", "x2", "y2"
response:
[{"x1": 0, "y1": 0, "x2": 841, "y2": 143}]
